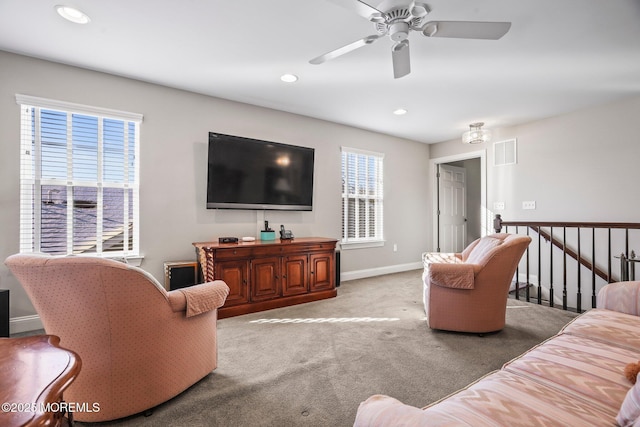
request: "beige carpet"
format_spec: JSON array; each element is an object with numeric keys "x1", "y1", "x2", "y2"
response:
[{"x1": 77, "y1": 269, "x2": 577, "y2": 427}]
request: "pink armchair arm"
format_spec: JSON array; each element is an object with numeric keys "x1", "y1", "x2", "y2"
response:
[
  {"x1": 167, "y1": 280, "x2": 229, "y2": 316},
  {"x1": 427, "y1": 263, "x2": 479, "y2": 289}
]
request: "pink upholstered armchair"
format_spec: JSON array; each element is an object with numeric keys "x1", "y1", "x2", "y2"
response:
[
  {"x1": 422, "y1": 233, "x2": 531, "y2": 333},
  {"x1": 5, "y1": 254, "x2": 229, "y2": 422}
]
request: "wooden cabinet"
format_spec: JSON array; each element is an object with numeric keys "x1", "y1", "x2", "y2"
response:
[
  {"x1": 215, "y1": 259, "x2": 250, "y2": 306},
  {"x1": 282, "y1": 255, "x2": 308, "y2": 296},
  {"x1": 310, "y1": 252, "x2": 334, "y2": 292},
  {"x1": 194, "y1": 237, "x2": 338, "y2": 318},
  {"x1": 251, "y1": 257, "x2": 280, "y2": 302}
]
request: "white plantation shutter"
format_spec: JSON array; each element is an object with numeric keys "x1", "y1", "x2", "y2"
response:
[
  {"x1": 341, "y1": 147, "x2": 384, "y2": 244},
  {"x1": 16, "y1": 95, "x2": 142, "y2": 257}
]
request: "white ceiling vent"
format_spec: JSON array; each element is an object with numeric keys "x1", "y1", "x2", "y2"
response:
[{"x1": 494, "y1": 138, "x2": 517, "y2": 166}]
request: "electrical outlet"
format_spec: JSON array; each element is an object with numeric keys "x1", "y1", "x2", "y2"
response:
[
  {"x1": 493, "y1": 201, "x2": 505, "y2": 210},
  {"x1": 522, "y1": 201, "x2": 536, "y2": 210}
]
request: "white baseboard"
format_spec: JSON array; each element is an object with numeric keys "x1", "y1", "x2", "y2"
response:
[
  {"x1": 10, "y1": 314, "x2": 43, "y2": 334},
  {"x1": 341, "y1": 262, "x2": 422, "y2": 282}
]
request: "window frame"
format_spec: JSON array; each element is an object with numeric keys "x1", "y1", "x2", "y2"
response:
[
  {"x1": 16, "y1": 94, "x2": 143, "y2": 259},
  {"x1": 340, "y1": 146, "x2": 384, "y2": 249}
]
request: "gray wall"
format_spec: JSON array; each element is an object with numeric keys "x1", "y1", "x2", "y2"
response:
[
  {"x1": 430, "y1": 95, "x2": 640, "y2": 225},
  {"x1": 0, "y1": 51, "x2": 431, "y2": 328}
]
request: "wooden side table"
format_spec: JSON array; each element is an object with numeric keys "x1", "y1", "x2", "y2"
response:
[{"x1": 0, "y1": 335, "x2": 81, "y2": 427}]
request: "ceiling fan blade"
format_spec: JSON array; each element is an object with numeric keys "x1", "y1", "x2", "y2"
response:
[
  {"x1": 392, "y1": 40, "x2": 410, "y2": 79},
  {"x1": 325, "y1": 0, "x2": 386, "y2": 22},
  {"x1": 422, "y1": 21, "x2": 512, "y2": 40},
  {"x1": 310, "y1": 34, "x2": 381, "y2": 65}
]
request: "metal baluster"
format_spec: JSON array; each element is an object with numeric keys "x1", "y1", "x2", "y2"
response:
[
  {"x1": 608, "y1": 228, "x2": 612, "y2": 283},
  {"x1": 526, "y1": 227, "x2": 531, "y2": 302},
  {"x1": 549, "y1": 226, "x2": 553, "y2": 308},
  {"x1": 576, "y1": 226, "x2": 581, "y2": 313},
  {"x1": 538, "y1": 226, "x2": 543, "y2": 305},
  {"x1": 515, "y1": 225, "x2": 520, "y2": 300},
  {"x1": 592, "y1": 228, "x2": 596, "y2": 308},
  {"x1": 562, "y1": 227, "x2": 567, "y2": 310}
]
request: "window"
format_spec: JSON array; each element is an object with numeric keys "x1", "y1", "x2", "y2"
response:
[
  {"x1": 341, "y1": 147, "x2": 384, "y2": 246},
  {"x1": 16, "y1": 94, "x2": 142, "y2": 257}
]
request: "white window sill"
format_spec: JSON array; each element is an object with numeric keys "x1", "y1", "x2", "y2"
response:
[
  {"x1": 117, "y1": 256, "x2": 144, "y2": 267},
  {"x1": 340, "y1": 240, "x2": 385, "y2": 250}
]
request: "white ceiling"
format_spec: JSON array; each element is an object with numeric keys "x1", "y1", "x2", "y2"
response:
[{"x1": 1, "y1": 0, "x2": 639, "y2": 144}]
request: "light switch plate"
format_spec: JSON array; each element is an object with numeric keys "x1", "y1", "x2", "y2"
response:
[
  {"x1": 493, "y1": 201, "x2": 505, "y2": 210},
  {"x1": 522, "y1": 201, "x2": 536, "y2": 210}
]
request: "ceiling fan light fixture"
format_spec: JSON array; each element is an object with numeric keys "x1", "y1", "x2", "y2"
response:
[
  {"x1": 462, "y1": 122, "x2": 491, "y2": 144},
  {"x1": 55, "y1": 5, "x2": 91, "y2": 24},
  {"x1": 389, "y1": 22, "x2": 410, "y2": 42}
]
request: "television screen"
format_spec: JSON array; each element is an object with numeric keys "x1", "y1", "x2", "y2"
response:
[{"x1": 207, "y1": 132, "x2": 314, "y2": 210}]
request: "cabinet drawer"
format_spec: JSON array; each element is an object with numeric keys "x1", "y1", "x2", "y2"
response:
[
  {"x1": 304, "y1": 243, "x2": 336, "y2": 252},
  {"x1": 214, "y1": 247, "x2": 255, "y2": 259}
]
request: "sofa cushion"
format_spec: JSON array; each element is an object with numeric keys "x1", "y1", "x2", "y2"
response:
[
  {"x1": 503, "y1": 332, "x2": 635, "y2": 416},
  {"x1": 598, "y1": 281, "x2": 640, "y2": 316},
  {"x1": 419, "y1": 369, "x2": 615, "y2": 426},
  {"x1": 354, "y1": 369, "x2": 617, "y2": 427},
  {"x1": 561, "y1": 308, "x2": 640, "y2": 352}
]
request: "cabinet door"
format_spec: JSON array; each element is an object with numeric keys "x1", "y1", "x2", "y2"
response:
[
  {"x1": 216, "y1": 260, "x2": 250, "y2": 306},
  {"x1": 251, "y1": 257, "x2": 281, "y2": 302},
  {"x1": 309, "y1": 252, "x2": 335, "y2": 292},
  {"x1": 282, "y1": 255, "x2": 308, "y2": 296}
]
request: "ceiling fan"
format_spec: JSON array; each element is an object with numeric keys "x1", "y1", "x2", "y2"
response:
[{"x1": 310, "y1": 0, "x2": 512, "y2": 79}]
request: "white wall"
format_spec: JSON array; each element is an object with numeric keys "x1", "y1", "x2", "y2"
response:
[
  {"x1": 0, "y1": 51, "x2": 431, "y2": 328},
  {"x1": 430, "y1": 95, "x2": 640, "y2": 224}
]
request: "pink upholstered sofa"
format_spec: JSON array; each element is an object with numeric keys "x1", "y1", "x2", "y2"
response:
[
  {"x1": 355, "y1": 280, "x2": 640, "y2": 426},
  {"x1": 5, "y1": 254, "x2": 229, "y2": 422},
  {"x1": 422, "y1": 233, "x2": 532, "y2": 333}
]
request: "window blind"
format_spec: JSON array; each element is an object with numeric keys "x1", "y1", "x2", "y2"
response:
[
  {"x1": 16, "y1": 94, "x2": 142, "y2": 257},
  {"x1": 341, "y1": 147, "x2": 384, "y2": 244}
]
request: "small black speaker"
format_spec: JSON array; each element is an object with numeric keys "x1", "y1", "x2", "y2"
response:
[
  {"x1": 164, "y1": 262, "x2": 198, "y2": 291},
  {"x1": 219, "y1": 237, "x2": 239, "y2": 244},
  {"x1": 0, "y1": 289, "x2": 9, "y2": 337},
  {"x1": 335, "y1": 250, "x2": 341, "y2": 288}
]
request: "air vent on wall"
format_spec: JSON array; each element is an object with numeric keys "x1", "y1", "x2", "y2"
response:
[{"x1": 494, "y1": 138, "x2": 517, "y2": 166}]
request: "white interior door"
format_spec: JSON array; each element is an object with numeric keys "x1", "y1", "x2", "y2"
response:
[{"x1": 439, "y1": 164, "x2": 467, "y2": 253}]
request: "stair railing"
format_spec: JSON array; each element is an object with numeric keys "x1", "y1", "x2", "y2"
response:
[{"x1": 494, "y1": 215, "x2": 640, "y2": 312}]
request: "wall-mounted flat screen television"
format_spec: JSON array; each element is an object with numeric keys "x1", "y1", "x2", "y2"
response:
[{"x1": 207, "y1": 132, "x2": 315, "y2": 210}]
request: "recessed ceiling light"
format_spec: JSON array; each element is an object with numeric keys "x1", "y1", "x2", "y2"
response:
[
  {"x1": 393, "y1": 108, "x2": 408, "y2": 115},
  {"x1": 55, "y1": 5, "x2": 91, "y2": 24},
  {"x1": 280, "y1": 74, "x2": 298, "y2": 83}
]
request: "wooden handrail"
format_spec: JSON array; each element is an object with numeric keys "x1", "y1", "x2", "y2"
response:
[{"x1": 496, "y1": 220, "x2": 640, "y2": 230}]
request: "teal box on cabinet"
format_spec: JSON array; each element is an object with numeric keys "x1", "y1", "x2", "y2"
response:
[{"x1": 260, "y1": 231, "x2": 276, "y2": 241}]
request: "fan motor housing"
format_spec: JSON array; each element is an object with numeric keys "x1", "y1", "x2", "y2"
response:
[{"x1": 389, "y1": 22, "x2": 409, "y2": 41}]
